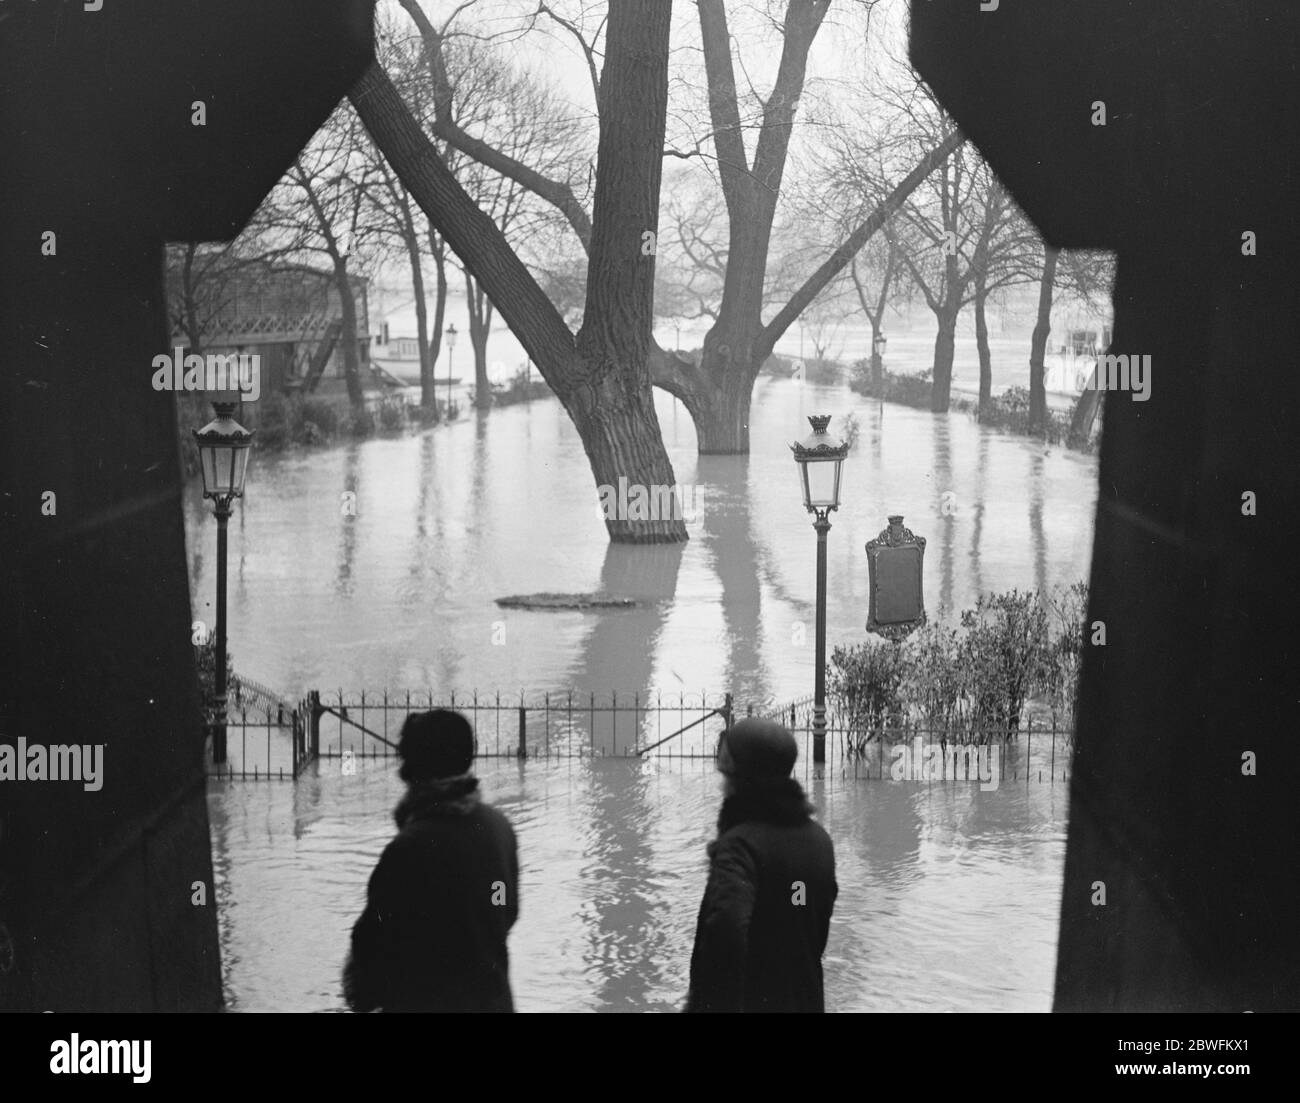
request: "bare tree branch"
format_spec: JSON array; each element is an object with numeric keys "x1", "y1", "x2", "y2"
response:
[
  {"x1": 349, "y1": 60, "x2": 579, "y2": 386},
  {"x1": 757, "y1": 128, "x2": 963, "y2": 360},
  {"x1": 396, "y1": 0, "x2": 594, "y2": 249}
]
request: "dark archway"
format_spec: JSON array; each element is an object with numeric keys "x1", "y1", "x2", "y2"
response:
[
  {"x1": 913, "y1": 0, "x2": 1300, "y2": 1011},
  {"x1": 0, "y1": 1, "x2": 376, "y2": 1011}
]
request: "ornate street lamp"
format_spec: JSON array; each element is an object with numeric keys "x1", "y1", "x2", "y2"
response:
[
  {"x1": 445, "y1": 323, "x2": 458, "y2": 415},
  {"x1": 791, "y1": 414, "x2": 849, "y2": 764},
  {"x1": 193, "y1": 398, "x2": 254, "y2": 766},
  {"x1": 872, "y1": 331, "x2": 888, "y2": 389}
]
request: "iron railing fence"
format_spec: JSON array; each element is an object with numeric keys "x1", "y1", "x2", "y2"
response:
[
  {"x1": 306, "y1": 689, "x2": 736, "y2": 762},
  {"x1": 203, "y1": 702, "x2": 311, "y2": 781},
  {"x1": 229, "y1": 674, "x2": 295, "y2": 721},
  {"x1": 205, "y1": 688, "x2": 1075, "y2": 784}
]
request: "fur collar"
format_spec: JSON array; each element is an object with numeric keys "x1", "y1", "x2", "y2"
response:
[
  {"x1": 394, "y1": 774, "x2": 480, "y2": 827},
  {"x1": 714, "y1": 777, "x2": 814, "y2": 838}
]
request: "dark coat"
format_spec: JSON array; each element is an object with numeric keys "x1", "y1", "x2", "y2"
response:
[
  {"x1": 343, "y1": 776, "x2": 518, "y2": 1013},
  {"x1": 685, "y1": 778, "x2": 837, "y2": 1013}
]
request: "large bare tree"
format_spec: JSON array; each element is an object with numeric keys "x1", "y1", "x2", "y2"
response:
[
  {"x1": 351, "y1": 0, "x2": 685, "y2": 542},
  {"x1": 394, "y1": 0, "x2": 959, "y2": 454},
  {"x1": 649, "y1": 0, "x2": 961, "y2": 450}
]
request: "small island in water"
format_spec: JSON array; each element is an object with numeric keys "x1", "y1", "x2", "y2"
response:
[{"x1": 494, "y1": 592, "x2": 639, "y2": 610}]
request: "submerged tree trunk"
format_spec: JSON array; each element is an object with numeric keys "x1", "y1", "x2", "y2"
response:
[
  {"x1": 334, "y1": 257, "x2": 364, "y2": 407},
  {"x1": 974, "y1": 277, "x2": 993, "y2": 417},
  {"x1": 931, "y1": 307, "x2": 959, "y2": 412},
  {"x1": 561, "y1": 369, "x2": 690, "y2": 542},
  {"x1": 570, "y1": 0, "x2": 682, "y2": 540},
  {"x1": 427, "y1": 222, "x2": 447, "y2": 385},
  {"x1": 351, "y1": 3, "x2": 685, "y2": 543},
  {"x1": 466, "y1": 271, "x2": 492, "y2": 409},
  {"x1": 1029, "y1": 246, "x2": 1060, "y2": 433},
  {"x1": 407, "y1": 231, "x2": 434, "y2": 409},
  {"x1": 672, "y1": 356, "x2": 758, "y2": 455}
]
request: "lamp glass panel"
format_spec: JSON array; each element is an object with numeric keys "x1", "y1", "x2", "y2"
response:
[
  {"x1": 805, "y1": 458, "x2": 840, "y2": 508},
  {"x1": 233, "y1": 447, "x2": 250, "y2": 495},
  {"x1": 223, "y1": 444, "x2": 239, "y2": 494},
  {"x1": 797, "y1": 462, "x2": 813, "y2": 510},
  {"x1": 200, "y1": 447, "x2": 218, "y2": 497}
]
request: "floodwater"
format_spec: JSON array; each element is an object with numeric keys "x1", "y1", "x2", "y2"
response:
[
  {"x1": 208, "y1": 755, "x2": 1069, "y2": 1013},
  {"x1": 185, "y1": 376, "x2": 1097, "y2": 707},
  {"x1": 189, "y1": 377, "x2": 1098, "y2": 1012}
]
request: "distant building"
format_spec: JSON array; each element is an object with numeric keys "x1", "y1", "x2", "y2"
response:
[
  {"x1": 380, "y1": 334, "x2": 422, "y2": 361},
  {"x1": 166, "y1": 253, "x2": 372, "y2": 396}
]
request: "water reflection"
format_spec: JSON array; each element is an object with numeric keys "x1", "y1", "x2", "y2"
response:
[
  {"x1": 567, "y1": 540, "x2": 684, "y2": 751},
  {"x1": 579, "y1": 760, "x2": 675, "y2": 1011},
  {"x1": 698, "y1": 455, "x2": 770, "y2": 704},
  {"x1": 932, "y1": 416, "x2": 955, "y2": 612},
  {"x1": 854, "y1": 771, "x2": 924, "y2": 880},
  {"x1": 1029, "y1": 449, "x2": 1047, "y2": 596},
  {"x1": 336, "y1": 444, "x2": 360, "y2": 599},
  {"x1": 969, "y1": 430, "x2": 988, "y2": 596}
]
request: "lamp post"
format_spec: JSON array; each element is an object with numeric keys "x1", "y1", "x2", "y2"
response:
[
  {"x1": 192, "y1": 398, "x2": 254, "y2": 766},
  {"x1": 791, "y1": 414, "x2": 849, "y2": 765},
  {"x1": 872, "y1": 331, "x2": 888, "y2": 390},
  {"x1": 445, "y1": 323, "x2": 458, "y2": 415}
]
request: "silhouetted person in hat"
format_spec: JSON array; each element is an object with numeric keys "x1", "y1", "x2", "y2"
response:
[
  {"x1": 685, "y1": 718, "x2": 838, "y2": 1012},
  {"x1": 343, "y1": 710, "x2": 519, "y2": 1012}
]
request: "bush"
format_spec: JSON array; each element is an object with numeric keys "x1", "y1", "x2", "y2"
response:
[
  {"x1": 974, "y1": 386, "x2": 1078, "y2": 448},
  {"x1": 828, "y1": 640, "x2": 907, "y2": 751},
  {"x1": 344, "y1": 405, "x2": 376, "y2": 438},
  {"x1": 850, "y1": 357, "x2": 872, "y2": 392},
  {"x1": 410, "y1": 402, "x2": 440, "y2": 427},
  {"x1": 299, "y1": 397, "x2": 340, "y2": 439},
  {"x1": 826, "y1": 583, "x2": 1086, "y2": 740},
  {"x1": 255, "y1": 394, "x2": 300, "y2": 451},
  {"x1": 763, "y1": 353, "x2": 843, "y2": 383},
  {"x1": 377, "y1": 396, "x2": 407, "y2": 431},
  {"x1": 849, "y1": 364, "x2": 933, "y2": 409},
  {"x1": 887, "y1": 371, "x2": 932, "y2": 408},
  {"x1": 900, "y1": 620, "x2": 967, "y2": 730},
  {"x1": 804, "y1": 358, "x2": 842, "y2": 383},
  {"x1": 1042, "y1": 581, "x2": 1089, "y2": 722},
  {"x1": 959, "y1": 589, "x2": 1051, "y2": 738},
  {"x1": 194, "y1": 636, "x2": 235, "y2": 712}
]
